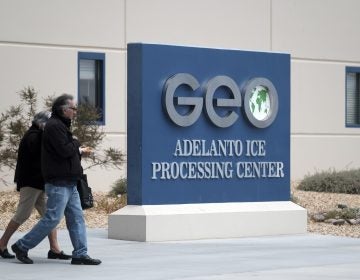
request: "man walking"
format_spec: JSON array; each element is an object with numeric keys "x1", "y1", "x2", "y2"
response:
[
  {"x1": 12, "y1": 94, "x2": 101, "y2": 265},
  {"x1": 0, "y1": 111, "x2": 70, "y2": 261}
]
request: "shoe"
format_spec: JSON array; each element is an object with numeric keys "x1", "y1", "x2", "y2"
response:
[
  {"x1": 0, "y1": 248, "x2": 15, "y2": 259},
  {"x1": 11, "y1": 243, "x2": 33, "y2": 264},
  {"x1": 48, "y1": 250, "x2": 72, "y2": 260},
  {"x1": 71, "y1": 255, "x2": 101, "y2": 265}
]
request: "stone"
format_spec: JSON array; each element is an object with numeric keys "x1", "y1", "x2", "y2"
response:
[
  {"x1": 347, "y1": 219, "x2": 358, "y2": 225},
  {"x1": 324, "y1": 219, "x2": 337, "y2": 224},
  {"x1": 332, "y1": 219, "x2": 345, "y2": 226},
  {"x1": 312, "y1": 213, "x2": 325, "y2": 222}
]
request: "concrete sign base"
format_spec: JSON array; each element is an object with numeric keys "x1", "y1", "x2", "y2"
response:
[{"x1": 108, "y1": 202, "x2": 307, "y2": 242}]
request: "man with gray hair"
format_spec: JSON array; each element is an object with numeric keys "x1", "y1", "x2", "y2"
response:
[
  {"x1": 12, "y1": 94, "x2": 101, "y2": 265},
  {"x1": 0, "y1": 111, "x2": 70, "y2": 260}
]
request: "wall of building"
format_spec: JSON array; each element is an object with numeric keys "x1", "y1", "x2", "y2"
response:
[
  {"x1": 272, "y1": 0, "x2": 360, "y2": 178},
  {"x1": 1, "y1": 0, "x2": 360, "y2": 190}
]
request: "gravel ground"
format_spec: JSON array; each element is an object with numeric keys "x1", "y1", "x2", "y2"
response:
[
  {"x1": 292, "y1": 182, "x2": 360, "y2": 238},
  {"x1": 0, "y1": 191, "x2": 122, "y2": 232},
  {"x1": 1, "y1": 185, "x2": 360, "y2": 238}
]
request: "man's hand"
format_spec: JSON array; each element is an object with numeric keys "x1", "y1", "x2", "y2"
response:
[{"x1": 80, "y1": 146, "x2": 93, "y2": 157}]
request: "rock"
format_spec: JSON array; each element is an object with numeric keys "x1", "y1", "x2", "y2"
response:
[
  {"x1": 332, "y1": 219, "x2": 346, "y2": 226},
  {"x1": 347, "y1": 219, "x2": 358, "y2": 225},
  {"x1": 324, "y1": 219, "x2": 346, "y2": 225},
  {"x1": 324, "y1": 219, "x2": 337, "y2": 224},
  {"x1": 312, "y1": 213, "x2": 325, "y2": 222}
]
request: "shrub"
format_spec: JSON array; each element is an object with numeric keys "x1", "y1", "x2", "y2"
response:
[
  {"x1": 95, "y1": 195, "x2": 126, "y2": 214},
  {"x1": 324, "y1": 208, "x2": 360, "y2": 220},
  {"x1": 109, "y1": 178, "x2": 127, "y2": 197},
  {"x1": 0, "y1": 87, "x2": 125, "y2": 185},
  {"x1": 298, "y1": 169, "x2": 360, "y2": 194},
  {"x1": 290, "y1": 194, "x2": 299, "y2": 204}
]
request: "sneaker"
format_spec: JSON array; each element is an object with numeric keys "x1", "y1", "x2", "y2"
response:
[
  {"x1": 71, "y1": 255, "x2": 101, "y2": 265},
  {"x1": 11, "y1": 243, "x2": 33, "y2": 264}
]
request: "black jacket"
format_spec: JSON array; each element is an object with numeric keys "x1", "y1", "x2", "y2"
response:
[
  {"x1": 41, "y1": 114, "x2": 82, "y2": 185},
  {"x1": 14, "y1": 125, "x2": 44, "y2": 191}
]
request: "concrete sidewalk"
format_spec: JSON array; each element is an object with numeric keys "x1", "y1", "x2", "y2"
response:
[{"x1": 1, "y1": 229, "x2": 359, "y2": 280}]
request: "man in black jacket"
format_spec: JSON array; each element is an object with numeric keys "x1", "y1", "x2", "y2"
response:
[
  {"x1": 12, "y1": 94, "x2": 101, "y2": 265},
  {"x1": 0, "y1": 111, "x2": 70, "y2": 260}
]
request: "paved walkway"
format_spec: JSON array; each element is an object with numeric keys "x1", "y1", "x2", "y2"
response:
[{"x1": 1, "y1": 229, "x2": 360, "y2": 280}]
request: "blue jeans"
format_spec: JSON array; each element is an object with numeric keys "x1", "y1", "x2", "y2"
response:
[{"x1": 16, "y1": 183, "x2": 88, "y2": 257}]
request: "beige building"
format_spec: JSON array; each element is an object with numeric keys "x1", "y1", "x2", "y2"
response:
[{"x1": 1, "y1": 0, "x2": 360, "y2": 191}]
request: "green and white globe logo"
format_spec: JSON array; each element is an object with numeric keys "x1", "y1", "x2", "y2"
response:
[
  {"x1": 249, "y1": 85, "x2": 271, "y2": 121},
  {"x1": 244, "y1": 78, "x2": 278, "y2": 128}
]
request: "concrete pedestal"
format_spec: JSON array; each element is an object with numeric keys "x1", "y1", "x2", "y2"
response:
[{"x1": 108, "y1": 201, "x2": 307, "y2": 241}]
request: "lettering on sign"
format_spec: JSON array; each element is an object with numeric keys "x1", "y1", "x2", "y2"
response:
[
  {"x1": 163, "y1": 74, "x2": 278, "y2": 128},
  {"x1": 151, "y1": 139, "x2": 284, "y2": 180}
]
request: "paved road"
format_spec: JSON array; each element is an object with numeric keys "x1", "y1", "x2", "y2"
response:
[{"x1": 1, "y1": 229, "x2": 359, "y2": 280}]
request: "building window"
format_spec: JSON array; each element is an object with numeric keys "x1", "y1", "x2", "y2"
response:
[
  {"x1": 346, "y1": 67, "x2": 360, "y2": 127},
  {"x1": 78, "y1": 52, "x2": 105, "y2": 123}
]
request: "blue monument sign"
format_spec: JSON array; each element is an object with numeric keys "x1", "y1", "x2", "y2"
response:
[{"x1": 127, "y1": 43, "x2": 290, "y2": 205}]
